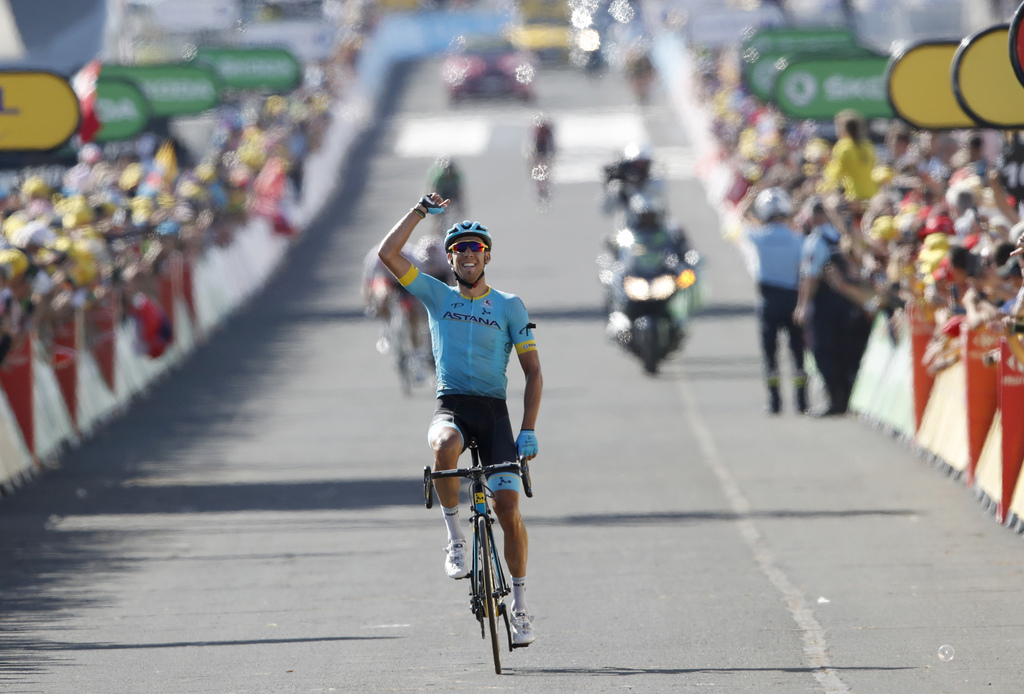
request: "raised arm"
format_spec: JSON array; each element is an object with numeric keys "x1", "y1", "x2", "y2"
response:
[{"x1": 378, "y1": 193, "x2": 448, "y2": 278}]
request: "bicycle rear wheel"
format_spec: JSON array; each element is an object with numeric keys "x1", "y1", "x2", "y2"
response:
[{"x1": 477, "y1": 515, "x2": 502, "y2": 674}]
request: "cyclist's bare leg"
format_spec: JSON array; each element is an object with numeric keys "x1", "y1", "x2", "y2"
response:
[
  {"x1": 429, "y1": 426, "x2": 463, "y2": 508},
  {"x1": 492, "y1": 489, "x2": 527, "y2": 577}
]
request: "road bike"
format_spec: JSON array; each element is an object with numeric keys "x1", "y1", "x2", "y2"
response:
[{"x1": 423, "y1": 440, "x2": 533, "y2": 674}]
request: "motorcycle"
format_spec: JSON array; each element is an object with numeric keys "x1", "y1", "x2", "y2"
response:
[{"x1": 597, "y1": 226, "x2": 702, "y2": 374}]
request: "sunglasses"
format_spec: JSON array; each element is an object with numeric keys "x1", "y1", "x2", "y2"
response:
[{"x1": 448, "y1": 241, "x2": 489, "y2": 253}]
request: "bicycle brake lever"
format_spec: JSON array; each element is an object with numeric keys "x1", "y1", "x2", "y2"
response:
[{"x1": 519, "y1": 458, "x2": 534, "y2": 498}]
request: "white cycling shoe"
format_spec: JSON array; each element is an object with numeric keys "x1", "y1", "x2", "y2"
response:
[
  {"x1": 510, "y1": 611, "x2": 536, "y2": 646},
  {"x1": 444, "y1": 539, "x2": 470, "y2": 579}
]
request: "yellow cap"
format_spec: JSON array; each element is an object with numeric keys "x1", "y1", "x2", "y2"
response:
[{"x1": 870, "y1": 215, "x2": 897, "y2": 242}]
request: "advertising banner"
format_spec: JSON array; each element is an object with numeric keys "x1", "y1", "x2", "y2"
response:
[
  {"x1": 0, "y1": 71, "x2": 80, "y2": 151},
  {"x1": 100, "y1": 64, "x2": 221, "y2": 117},
  {"x1": 962, "y1": 324, "x2": 1000, "y2": 484},
  {"x1": 908, "y1": 302, "x2": 935, "y2": 431},
  {"x1": 51, "y1": 317, "x2": 78, "y2": 431},
  {"x1": 94, "y1": 77, "x2": 150, "y2": 142},
  {"x1": 999, "y1": 338, "x2": 1024, "y2": 522},
  {"x1": 89, "y1": 291, "x2": 118, "y2": 392},
  {"x1": 745, "y1": 46, "x2": 874, "y2": 104},
  {"x1": 952, "y1": 25, "x2": 1024, "y2": 129},
  {"x1": 741, "y1": 26, "x2": 856, "y2": 57},
  {"x1": 774, "y1": 55, "x2": 893, "y2": 120},
  {"x1": 886, "y1": 41, "x2": 976, "y2": 130},
  {"x1": 1007, "y1": 3, "x2": 1024, "y2": 88},
  {"x1": 194, "y1": 47, "x2": 302, "y2": 93},
  {"x1": 0, "y1": 335, "x2": 33, "y2": 454}
]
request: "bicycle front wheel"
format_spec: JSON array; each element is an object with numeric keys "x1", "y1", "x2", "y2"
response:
[{"x1": 477, "y1": 515, "x2": 502, "y2": 674}]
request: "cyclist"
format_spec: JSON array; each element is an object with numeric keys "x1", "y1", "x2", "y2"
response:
[
  {"x1": 426, "y1": 156, "x2": 464, "y2": 230},
  {"x1": 377, "y1": 193, "x2": 543, "y2": 646},
  {"x1": 527, "y1": 114, "x2": 556, "y2": 202}
]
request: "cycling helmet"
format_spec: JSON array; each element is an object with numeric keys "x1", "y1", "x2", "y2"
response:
[
  {"x1": 445, "y1": 220, "x2": 492, "y2": 250},
  {"x1": 754, "y1": 187, "x2": 793, "y2": 222},
  {"x1": 623, "y1": 142, "x2": 653, "y2": 163}
]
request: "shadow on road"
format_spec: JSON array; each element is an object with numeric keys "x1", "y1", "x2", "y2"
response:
[
  {"x1": 532, "y1": 508, "x2": 917, "y2": 527},
  {"x1": 512, "y1": 664, "x2": 914, "y2": 676}
]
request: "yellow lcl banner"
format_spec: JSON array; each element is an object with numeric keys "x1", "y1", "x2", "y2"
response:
[
  {"x1": 0, "y1": 71, "x2": 80, "y2": 150},
  {"x1": 952, "y1": 24, "x2": 1024, "y2": 129},
  {"x1": 886, "y1": 41, "x2": 975, "y2": 130}
]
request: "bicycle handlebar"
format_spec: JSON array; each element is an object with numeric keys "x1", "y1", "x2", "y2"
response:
[{"x1": 430, "y1": 461, "x2": 522, "y2": 479}]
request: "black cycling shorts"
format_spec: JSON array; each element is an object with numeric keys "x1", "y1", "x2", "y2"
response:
[{"x1": 429, "y1": 394, "x2": 517, "y2": 468}]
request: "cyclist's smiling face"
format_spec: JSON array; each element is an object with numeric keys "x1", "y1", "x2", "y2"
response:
[{"x1": 449, "y1": 235, "x2": 489, "y2": 282}]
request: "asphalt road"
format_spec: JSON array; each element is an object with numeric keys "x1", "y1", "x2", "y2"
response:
[{"x1": 3, "y1": 59, "x2": 1024, "y2": 694}]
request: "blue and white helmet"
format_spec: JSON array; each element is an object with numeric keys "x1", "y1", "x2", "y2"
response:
[
  {"x1": 754, "y1": 187, "x2": 793, "y2": 222},
  {"x1": 445, "y1": 220, "x2": 492, "y2": 250}
]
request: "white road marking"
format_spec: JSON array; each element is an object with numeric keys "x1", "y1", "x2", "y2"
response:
[
  {"x1": 677, "y1": 377, "x2": 852, "y2": 694},
  {"x1": 393, "y1": 116, "x2": 491, "y2": 158},
  {"x1": 392, "y1": 109, "x2": 696, "y2": 184},
  {"x1": 553, "y1": 111, "x2": 648, "y2": 150}
]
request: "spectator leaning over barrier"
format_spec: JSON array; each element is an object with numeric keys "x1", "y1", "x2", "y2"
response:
[
  {"x1": 741, "y1": 186, "x2": 807, "y2": 415},
  {"x1": 1000, "y1": 236, "x2": 1024, "y2": 367},
  {"x1": 794, "y1": 195, "x2": 864, "y2": 416}
]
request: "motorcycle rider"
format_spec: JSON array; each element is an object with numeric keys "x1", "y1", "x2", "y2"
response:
[
  {"x1": 742, "y1": 187, "x2": 807, "y2": 415},
  {"x1": 601, "y1": 142, "x2": 668, "y2": 230},
  {"x1": 604, "y1": 192, "x2": 693, "y2": 351}
]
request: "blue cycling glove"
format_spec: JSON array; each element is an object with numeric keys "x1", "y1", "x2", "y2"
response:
[
  {"x1": 516, "y1": 429, "x2": 538, "y2": 458},
  {"x1": 420, "y1": 195, "x2": 445, "y2": 215}
]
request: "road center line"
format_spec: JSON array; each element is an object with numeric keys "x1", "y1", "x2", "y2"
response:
[{"x1": 677, "y1": 377, "x2": 851, "y2": 694}]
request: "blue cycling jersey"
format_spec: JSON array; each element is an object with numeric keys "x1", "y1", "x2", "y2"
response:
[{"x1": 398, "y1": 265, "x2": 537, "y2": 399}]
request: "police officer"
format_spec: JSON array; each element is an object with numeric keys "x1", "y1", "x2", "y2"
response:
[
  {"x1": 744, "y1": 187, "x2": 807, "y2": 414},
  {"x1": 793, "y1": 196, "x2": 857, "y2": 416}
]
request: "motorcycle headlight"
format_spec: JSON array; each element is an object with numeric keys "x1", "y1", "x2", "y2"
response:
[
  {"x1": 649, "y1": 274, "x2": 677, "y2": 300},
  {"x1": 676, "y1": 268, "x2": 696, "y2": 289},
  {"x1": 623, "y1": 276, "x2": 650, "y2": 300}
]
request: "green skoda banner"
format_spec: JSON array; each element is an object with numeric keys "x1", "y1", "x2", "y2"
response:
[
  {"x1": 741, "y1": 26, "x2": 856, "y2": 58},
  {"x1": 773, "y1": 55, "x2": 893, "y2": 120},
  {"x1": 94, "y1": 77, "x2": 151, "y2": 142},
  {"x1": 744, "y1": 46, "x2": 876, "y2": 103},
  {"x1": 100, "y1": 63, "x2": 221, "y2": 117},
  {"x1": 193, "y1": 47, "x2": 302, "y2": 92}
]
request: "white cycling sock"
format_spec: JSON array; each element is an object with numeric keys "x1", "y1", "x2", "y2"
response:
[
  {"x1": 442, "y1": 505, "x2": 464, "y2": 542},
  {"x1": 511, "y1": 576, "x2": 527, "y2": 613}
]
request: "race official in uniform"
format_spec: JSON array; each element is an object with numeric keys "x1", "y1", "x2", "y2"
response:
[{"x1": 742, "y1": 187, "x2": 807, "y2": 415}]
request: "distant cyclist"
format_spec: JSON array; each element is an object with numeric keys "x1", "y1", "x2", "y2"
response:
[
  {"x1": 426, "y1": 156, "x2": 464, "y2": 230},
  {"x1": 527, "y1": 114, "x2": 556, "y2": 202},
  {"x1": 378, "y1": 193, "x2": 543, "y2": 646}
]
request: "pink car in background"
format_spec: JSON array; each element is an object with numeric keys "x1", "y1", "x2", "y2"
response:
[{"x1": 443, "y1": 36, "x2": 536, "y2": 103}]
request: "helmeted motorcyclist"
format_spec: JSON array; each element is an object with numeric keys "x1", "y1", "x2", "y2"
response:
[{"x1": 601, "y1": 142, "x2": 668, "y2": 229}]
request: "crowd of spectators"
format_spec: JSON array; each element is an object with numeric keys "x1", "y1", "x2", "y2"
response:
[
  {"x1": 0, "y1": 3, "x2": 381, "y2": 370},
  {"x1": 690, "y1": 45, "x2": 1024, "y2": 409}
]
